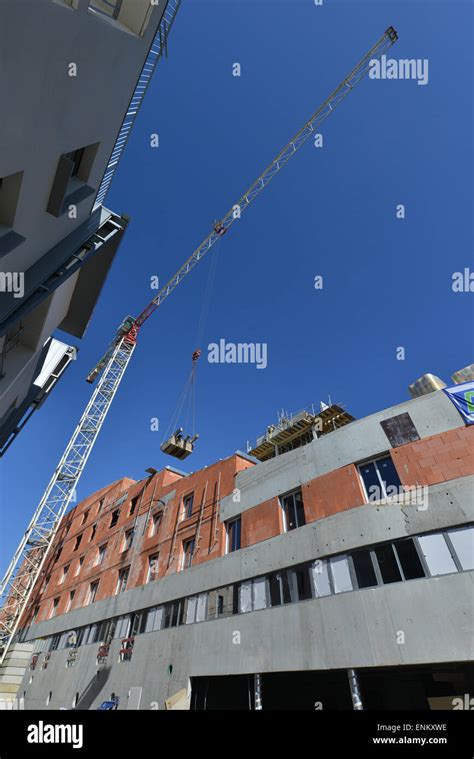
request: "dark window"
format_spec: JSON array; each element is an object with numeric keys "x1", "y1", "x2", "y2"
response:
[
  {"x1": 151, "y1": 512, "x2": 162, "y2": 536},
  {"x1": 81, "y1": 510, "x2": 89, "y2": 525},
  {"x1": 123, "y1": 529, "x2": 134, "y2": 552},
  {"x1": 163, "y1": 601, "x2": 181, "y2": 628},
  {"x1": 182, "y1": 538, "x2": 195, "y2": 569},
  {"x1": 227, "y1": 518, "x2": 241, "y2": 552},
  {"x1": 116, "y1": 567, "x2": 130, "y2": 594},
  {"x1": 352, "y1": 549, "x2": 378, "y2": 588},
  {"x1": 268, "y1": 571, "x2": 292, "y2": 606},
  {"x1": 98, "y1": 498, "x2": 105, "y2": 512},
  {"x1": 90, "y1": 524, "x2": 97, "y2": 541},
  {"x1": 282, "y1": 490, "x2": 306, "y2": 531},
  {"x1": 374, "y1": 544, "x2": 402, "y2": 584},
  {"x1": 65, "y1": 147, "x2": 85, "y2": 177},
  {"x1": 55, "y1": 546, "x2": 63, "y2": 562},
  {"x1": 359, "y1": 456, "x2": 402, "y2": 501},
  {"x1": 394, "y1": 539, "x2": 426, "y2": 580},
  {"x1": 380, "y1": 413, "x2": 420, "y2": 447},
  {"x1": 183, "y1": 494, "x2": 194, "y2": 520},
  {"x1": 110, "y1": 509, "x2": 120, "y2": 528},
  {"x1": 129, "y1": 497, "x2": 139, "y2": 516},
  {"x1": 74, "y1": 534, "x2": 82, "y2": 551},
  {"x1": 290, "y1": 566, "x2": 313, "y2": 601}
]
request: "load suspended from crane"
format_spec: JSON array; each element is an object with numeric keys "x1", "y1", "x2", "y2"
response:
[
  {"x1": 0, "y1": 27, "x2": 398, "y2": 664},
  {"x1": 161, "y1": 348, "x2": 202, "y2": 459}
]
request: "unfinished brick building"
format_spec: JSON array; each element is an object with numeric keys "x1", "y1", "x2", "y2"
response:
[{"x1": 9, "y1": 389, "x2": 474, "y2": 710}]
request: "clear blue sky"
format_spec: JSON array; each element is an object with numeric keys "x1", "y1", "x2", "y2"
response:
[{"x1": 1, "y1": 0, "x2": 473, "y2": 573}]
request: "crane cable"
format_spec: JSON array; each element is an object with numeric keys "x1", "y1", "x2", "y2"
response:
[{"x1": 162, "y1": 238, "x2": 221, "y2": 442}]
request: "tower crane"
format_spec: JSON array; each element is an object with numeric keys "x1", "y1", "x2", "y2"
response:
[{"x1": 0, "y1": 26, "x2": 398, "y2": 663}]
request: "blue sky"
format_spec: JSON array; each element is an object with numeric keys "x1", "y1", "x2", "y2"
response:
[{"x1": 1, "y1": 0, "x2": 473, "y2": 573}]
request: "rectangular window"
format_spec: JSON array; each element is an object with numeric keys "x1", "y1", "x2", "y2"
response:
[
  {"x1": 374, "y1": 544, "x2": 403, "y2": 584},
  {"x1": 329, "y1": 555, "x2": 353, "y2": 593},
  {"x1": 74, "y1": 534, "x2": 83, "y2": 551},
  {"x1": 281, "y1": 490, "x2": 306, "y2": 531},
  {"x1": 447, "y1": 526, "x2": 474, "y2": 571},
  {"x1": 50, "y1": 598, "x2": 60, "y2": 618},
  {"x1": 116, "y1": 567, "x2": 130, "y2": 594},
  {"x1": 55, "y1": 546, "x2": 63, "y2": 562},
  {"x1": 129, "y1": 496, "x2": 139, "y2": 516},
  {"x1": 65, "y1": 590, "x2": 75, "y2": 613},
  {"x1": 163, "y1": 601, "x2": 182, "y2": 628},
  {"x1": 110, "y1": 509, "x2": 120, "y2": 528},
  {"x1": 207, "y1": 586, "x2": 235, "y2": 619},
  {"x1": 122, "y1": 529, "x2": 134, "y2": 552},
  {"x1": 393, "y1": 539, "x2": 425, "y2": 580},
  {"x1": 358, "y1": 455, "x2": 402, "y2": 502},
  {"x1": 417, "y1": 534, "x2": 457, "y2": 576},
  {"x1": 97, "y1": 498, "x2": 105, "y2": 513},
  {"x1": 87, "y1": 581, "x2": 99, "y2": 604},
  {"x1": 32, "y1": 606, "x2": 40, "y2": 622},
  {"x1": 46, "y1": 143, "x2": 99, "y2": 217},
  {"x1": 74, "y1": 557, "x2": 84, "y2": 576},
  {"x1": 147, "y1": 553, "x2": 159, "y2": 583},
  {"x1": 90, "y1": 524, "x2": 97, "y2": 541},
  {"x1": 44, "y1": 575, "x2": 51, "y2": 590},
  {"x1": 226, "y1": 518, "x2": 241, "y2": 553},
  {"x1": 96, "y1": 544, "x2": 107, "y2": 566},
  {"x1": 269, "y1": 571, "x2": 292, "y2": 606},
  {"x1": 60, "y1": 565, "x2": 70, "y2": 584},
  {"x1": 150, "y1": 512, "x2": 161, "y2": 536},
  {"x1": 182, "y1": 494, "x2": 194, "y2": 520},
  {"x1": 145, "y1": 606, "x2": 164, "y2": 633},
  {"x1": 238, "y1": 577, "x2": 268, "y2": 613},
  {"x1": 182, "y1": 538, "x2": 195, "y2": 570},
  {"x1": 288, "y1": 566, "x2": 313, "y2": 601},
  {"x1": 81, "y1": 510, "x2": 89, "y2": 525},
  {"x1": 309, "y1": 559, "x2": 332, "y2": 598},
  {"x1": 351, "y1": 549, "x2": 378, "y2": 589}
]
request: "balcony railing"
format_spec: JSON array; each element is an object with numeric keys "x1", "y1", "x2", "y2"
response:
[{"x1": 93, "y1": 0, "x2": 182, "y2": 211}]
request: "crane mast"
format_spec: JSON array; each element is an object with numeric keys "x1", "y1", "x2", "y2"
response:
[{"x1": 0, "y1": 26, "x2": 398, "y2": 663}]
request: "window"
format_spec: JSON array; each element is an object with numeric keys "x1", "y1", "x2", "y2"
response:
[
  {"x1": 50, "y1": 598, "x2": 60, "y2": 619},
  {"x1": 87, "y1": 581, "x2": 99, "y2": 605},
  {"x1": 122, "y1": 529, "x2": 134, "y2": 552},
  {"x1": 97, "y1": 498, "x2": 105, "y2": 513},
  {"x1": 358, "y1": 455, "x2": 402, "y2": 502},
  {"x1": 147, "y1": 554, "x2": 159, "y2": 583},
  {"x1": 374, "y1": 544, "x2": 402, "y2": 584},
  {"x1": 207, "y1": 586, "x2": 237, "y2": 619},
  {"x1": 182, "y1": 538, "x2": 195, "y2": 570},
  {"x1": 75, "y1": 557, "x2": 84, "y2": 576},
  {"x1": 65, "y1": 590, "x2": 75, "y2": 613},
  {"x1": 182, "y1": 494, "x2": 194, "y2": 520},
  {"x1": 447, "y1": 526, "x2": 474, "y2": 571},
  {"x1": 110, "y1": 509, "x2": 120, "y2": 528},
  {"x1": 238, "y1": 577, "x2": 268, "y2": 613},
  {"x1": 32, "y1": 605, "x2": 40, "y2": 622},
  {"x1": 60, "y1": 565, "x2": 70, "y2": 584},
  {"x1": 129, "y1": 497, "x2": 139, "y2": 516},
  {"x1": 55, "y1": 546, "x2": 63, "y2": 562},
  {"x1": 74, "y1": 534, "x2": 83, "y2": 551},
  {"x1": 329, "y1": 555, "x2": 353, "y2": 593},
  {"x1": 116, "y1": 567, "x2": 130, "y2": 594},
  {"x1": 288, "y1": 566, "x2": 312, "y2": 601},
  {"x1": 309, "y1": 559, "x2": 332, "y2": 598},
  {"x1": 46, "y1": 143, "x2": 99, "y2": 217},
  {"x1": 393, "y1": 539, "x2": 425, "y2": 580},
  {"x1": 88, "y1": 0, "x2": 154, "y2": 38},
  {"x1": 90, "y1": 524, "x2": 97, "y2": 541},
  {"x1": 417, "y1": 534, "x2": 457, "y2": 576},
  {"x1": 226, "y1": 518, "x2": 241, "y2": 553},
  {"x1": 81, "y1": 510, "x2": 89, "y2": 525},
  {"x1": 145, "y1": 606, "x2": 164, "y2": 633},
  {"x1": 281, "y1": 490, "x2": 306, "y2": 531},
  {"x1": 150, "y1": 512, "x2": 162, "y2": 536},
  {"x1": 96, "y1": 544, "x2": 107, "y2": 566},
  {"x1": 163, "y1": 600, "x2": 183, "y2": 628},
  {"x1": 183, "y1": 593, "x2": 208, "y2": 624},
  {"x1": 0, "y1": 170, "x2": 24, "y2": 255},
  {"x1": 44, "y1": 575, "x2": 51, "y2": 591},
  {"x1": 351, "y1": 550, "x2": 378, "y2": 589},
  {"x1": 269, "y1": 571, "x2": 292, "y2": 606}
]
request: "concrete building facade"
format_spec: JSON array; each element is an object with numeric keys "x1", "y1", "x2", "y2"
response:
[
  {"x1": 11, "y1": 390, "x2": 474, "y2": 710},
  {"x1": 0, "y1": 0, "x2": 176, "y2": 454}
]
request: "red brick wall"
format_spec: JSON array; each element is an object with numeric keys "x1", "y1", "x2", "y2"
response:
[{"x1": 392, "y1": 426, "x2": 474, "y2": 486}]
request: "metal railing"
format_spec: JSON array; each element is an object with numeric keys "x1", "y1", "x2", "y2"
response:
[{"x1": 93, "y1": 0, "x2": 182, "y2": 210}]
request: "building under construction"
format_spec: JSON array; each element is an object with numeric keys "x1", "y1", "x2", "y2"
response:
[{"x1": 6, "y1": 386, "x2": 474, "y2": 710}]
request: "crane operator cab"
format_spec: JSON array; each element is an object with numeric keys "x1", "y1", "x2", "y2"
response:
[{"x1": 160, "y1": 428, "x2": 199, "y2": 460}]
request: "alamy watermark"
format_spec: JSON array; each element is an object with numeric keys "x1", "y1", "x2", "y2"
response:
[
  {"x1": 0, "y1": 271, "x2": 24, "y2": 298},
  {"x1": 208, "y1": 339, "x2": 267, "y2": 369},
  {"x1": 368, "y1": 483, "x2": 429, "y2": 511},
  {"x1": 369, "y1": 55, "x2": 429, "y2": 86}
]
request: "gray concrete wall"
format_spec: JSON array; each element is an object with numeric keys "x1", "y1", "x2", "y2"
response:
[
  {"x1": 221, "y1": 391, "x2": 465, "y2": 521},
  {"x1": 20, "y1": 570, "x2": 474, "y2": 710}
]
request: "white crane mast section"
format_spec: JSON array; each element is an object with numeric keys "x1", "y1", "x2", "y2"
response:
[{"x1": 0, "y1": 26, "x2": 397, "y2": 662}]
